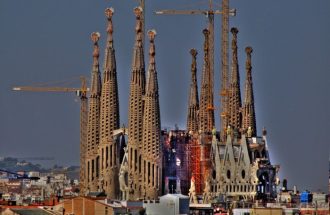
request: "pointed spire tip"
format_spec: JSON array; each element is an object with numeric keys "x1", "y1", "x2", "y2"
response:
[
  {"x1": 91, "y1": 32, "x2": 100, "y2": 43},
  {"x1": 148, "y1": 29, "x2": 157, "y2": 41},
  {"x1": 246, "y1": 46, "x2": 253, "y2": 54},
  {"x1": 105, "y1": 7, "x2": 114, "y2": 18},
  {"x1": 231, "y1": 27, "x2": 239, "y2": 34},
  {"x1": 203, "y1": 28, "x2": 209, "y2": 36},
  {"x1": 190, "y1": 49, "x2": 198, "y2": 57},
  {"x1": 134, "y1": 6, "x2": 143, "y2": 17}
]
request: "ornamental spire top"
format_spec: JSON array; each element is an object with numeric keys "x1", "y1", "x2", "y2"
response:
[
  {"x1": 134, "y1": 7, "x2": 143, "y2": 45},
  {"x1": 132, "y1": 6, "x2": 144, "y2": 70},
  {"x1": 148, "y1": 30, "x2": 156, "y2": 66},
  {"x1": 91, "y1": 32, "x2": 100, "y2": 66},
  {"x1": 105, "y1": 8, "x2": 114, "y2": 48},
  {"x1": 146, "y1": 29, "x2": 157, "y2": 93},
  {"x1": 103, "y1": 8, "x2": 116, "y2": 81},
  {"x1": 90, "y1": 32, "x2": 101, "y2": 95}
]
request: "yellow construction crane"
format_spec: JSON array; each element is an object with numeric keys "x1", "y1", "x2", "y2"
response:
[
  {"x1": 12, "y1": 76, "x2": 89, "y2": 193},
  {"x1": 155, "y1": 0, "x2": 235, "y2": 140},
  {"x1": 155, "y1": 0, "x2": 231, "y2": 86},
  {"x1": 13, "y1": 76, "x2": 88, "y2": 95},
  {"x1": 220, "y1": 0, "x2": 230, "y2": 141}
]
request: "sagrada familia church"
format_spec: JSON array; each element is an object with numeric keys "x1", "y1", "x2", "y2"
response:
[{"x1": 80, "y1": 6, "x2": 279, "y2": 203}]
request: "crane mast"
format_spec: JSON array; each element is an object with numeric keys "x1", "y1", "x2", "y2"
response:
[
  {"x1": 78, "y1": 77, "x2": 88, "y2": 195},
  {"x1": 220, "y1": 0, "x2": 229, "y2": 141}
]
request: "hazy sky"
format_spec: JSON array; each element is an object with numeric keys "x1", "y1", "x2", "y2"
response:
[{"x1": 0, "y1": 0, "x2": 329, "y2": 192}]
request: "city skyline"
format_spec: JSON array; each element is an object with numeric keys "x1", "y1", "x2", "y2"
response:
[{"x1": 0, "y1": 0, "x2": 329, "y2": 192}]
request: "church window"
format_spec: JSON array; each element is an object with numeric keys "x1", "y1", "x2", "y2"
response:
[
  {"x1": 242, "y1": 170, "x2": 246, "y2": 179},
  {"x1": 227, "y1": 170, "x2": 231, "y2": 179}
]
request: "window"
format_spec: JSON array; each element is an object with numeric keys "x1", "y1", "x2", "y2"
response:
[
  {"x1": 241, "y1": 170, "x2": 246, "y2": 179},
  {"x1": 227, "y1": 170, "x2": 231, "y2": 179}
]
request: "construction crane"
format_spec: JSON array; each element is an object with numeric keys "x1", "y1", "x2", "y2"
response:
[
  {"x1": 220, "y1": 0, "x2": 230, "y2": 141},
  {"x1": 155, "y1": 0, "x2": 235, "y2": 133},
  {"x1": 12, "y1": 76, "x2": 89, "y2": 192}
]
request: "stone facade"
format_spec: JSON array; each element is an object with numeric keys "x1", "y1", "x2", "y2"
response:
[
  {"x1": 127, "y1": 7, "x2": 146, "y2": 200},
  {"x1": 141, "y1": 30, "x2": 162, "y2": 199},
  {"x1": 209, "y1": 37, "x2": 278, "y2": 201},
  {"x1": 85, "y1": 32, "x2": 102, "y2": 193},
  {"x1": 98, "y1": 8, "x2": 121, "y2": 199}
]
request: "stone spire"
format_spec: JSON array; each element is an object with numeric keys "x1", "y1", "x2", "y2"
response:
[
  {"x1": 90, "y1": 33, "x2": 102, "y2": 96},
  {"x1": 242, "y1": 47, "x2": 257, "y2": 137},
  {"x1": 199, "y1": 29, "x2": 215, "y2": 133},
  {"x1": 86, "y1": 32, "x2": 102, "y2": 193},
  {"x1": 228, "y1": 27, "x2": 242, "y2": 133},
  {"x1": 186, "y1": 49, "x2": 199, "y2": 134},
  {"x1": 142, "y1": 30, "x2": 162, "y2": 199},
  {"x1": 127, "y1": 6, "x2": 145, "y2": 200},
  {"x1": 99, "y1": 8, "x2": 120, "y2": 198}
]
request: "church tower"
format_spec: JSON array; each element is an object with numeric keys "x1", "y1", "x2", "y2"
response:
[
  {"x1": 199, "y1": 29, "x2": 215, "y2": 133},
  {"x1": 186, "y1": 49, "x2": 199, "y2": 134},
  {"x1": 127, "y1": 7, "x2": 145, "y2": 200},
  {"x1": 142, "y1": 30, "x2": 162, "y2": 199},
  {"x1": 228, "y1": 27, "x2": 242, "y2": 132},
  {"x1": 98, "y1": 8, "x2": 120, "y2": 198},
  {"x1": 86, "y1": 32, "x2": 102, "y2": 193},
  {"x1": 242, "y1": 47, "x2": 257, "y2": 137}
]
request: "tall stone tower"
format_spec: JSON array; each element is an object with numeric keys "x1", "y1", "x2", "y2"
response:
[
  {"x1": 242, "y1": 47, "x2": 257, "y2": 137},
  {"x1": 199, "y1": 29, "x2": 215, "y2": 133},
  {"x1": 228, "y1": 27, "x2": 242, "y2": 132},
  {"x1": 186, "y1": 49, "x2": 199, "y2": 134},
  {"x1": 85, "y1": 32, "x2": 102, "y2": 193},
  {"x1": 127, "y1": 7, "x2": 145, "y2": 200},
  {"x1": 142, "y1": 30, "x2": 162, "y2": 199},
  {"x1": 98, "y1": 8, "x2": 120, "y2": 198}
]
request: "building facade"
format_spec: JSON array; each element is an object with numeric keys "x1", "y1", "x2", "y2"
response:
[{"x1": 80, "y1": 6, "x2": 279, "y2": 202}]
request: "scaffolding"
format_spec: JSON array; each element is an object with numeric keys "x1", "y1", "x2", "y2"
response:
[
  {"x1": 188, "y1": 133, "x2": 213, "y2": 195},
  {"x1": 162, "y1": 130, "x2": 213, "y2": 196},
  {"x1": 189, "y1": 136, "x2": 202, "y2": 194}
]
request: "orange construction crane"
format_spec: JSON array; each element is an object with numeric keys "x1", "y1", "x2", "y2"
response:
[{"x1": 12, "y1": 76, "x2": 89, "y2": 194}]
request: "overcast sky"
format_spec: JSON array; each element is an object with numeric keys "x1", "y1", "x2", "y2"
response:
[{"x1": 0, "y1": 0, "x2": 329, "y2": 192}]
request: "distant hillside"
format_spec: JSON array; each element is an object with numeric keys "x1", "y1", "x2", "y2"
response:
[
  {"x1": 0, "y1": 157, "x2": 80, "y2": 179},
  {"x1": 0, "y1": 157, "x2": 46, "y2": 172}
]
